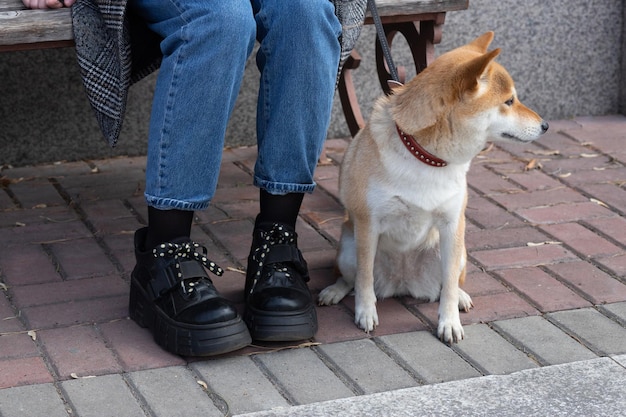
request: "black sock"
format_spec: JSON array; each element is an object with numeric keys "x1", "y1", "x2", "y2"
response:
[
  {"x1": 257, "y1": 190, "x2": 304, "y2": 230},
  {"x1": 145, "y1": 207, "x2": 194, "y2": 249}
]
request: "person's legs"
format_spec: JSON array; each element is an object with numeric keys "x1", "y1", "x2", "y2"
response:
[
  {"x1": 244, "y1": 0, "x2": 341, "y2": 341},
  {"x1": 252, "y1": 0, "x2": 341, "y2": 196},
  {"x1": 127, "y1": 0, "x2": 257, "y2": 356}
]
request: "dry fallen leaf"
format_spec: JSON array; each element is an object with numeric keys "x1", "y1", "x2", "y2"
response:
[
  {"x1": 317, "y1": 156, "x2": 333, "y2": 166},
  {"x1": 527, "y1": 241, "x2": 563, "y2": 247},
  {"x1": 526, "y1": 149, "x2": 560, "y2": 156},
  {"x1": 590, "y1": 198, "x2": 609, "y2": 208},
  {"x1": 524, "y1": 159, "x2": 542, "y2": 171},
  {"x1": 478, "y1": 142, "x2": 495, "y2": 156},
  {"x1": 70, "y1": 373, "x2": 96, "y2": 379}
]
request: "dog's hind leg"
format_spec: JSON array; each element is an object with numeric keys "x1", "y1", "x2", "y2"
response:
[
  {"x1": 458, "y1": 288, "x2": 473, "y2": 312},
  {"x1": 457, "y1": 251, "x2": 473, "y2": 312},
  {"x1": 319, "y1": 221, "x2": 357, "y2": 305},
  {"x1": 318, "y1": 277, "x2": 353, "y2": 305}
]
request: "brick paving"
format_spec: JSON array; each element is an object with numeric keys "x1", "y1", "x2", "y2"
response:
[{"x1": 0, "y1": 115, "x2": 625, "y2": 415}]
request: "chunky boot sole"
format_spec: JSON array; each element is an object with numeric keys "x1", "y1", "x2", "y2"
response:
[
  {"x1": 244, "y1": 304, "x2": 317, "y2": 342},
  {"x1": 129, "y1": 280, "x2": 251, "y2": 356}
]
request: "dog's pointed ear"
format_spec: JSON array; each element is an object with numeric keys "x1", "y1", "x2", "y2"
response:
[
  {"x1": 459, "y1": 48, "x2": 501, "y2": 92},
  {"x1": 465, "y1": 31, "x2": 495, "y2": 53}
]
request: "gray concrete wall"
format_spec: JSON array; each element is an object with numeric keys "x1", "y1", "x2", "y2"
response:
[
  {"x1": 621, "y1": 0, "x2": 626, "y2": 114},
  {"x1": 0, "y1": 0, "x2": 624, "y2": 167}
]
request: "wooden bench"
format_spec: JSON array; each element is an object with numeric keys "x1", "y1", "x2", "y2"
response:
[
  {"x1": 0, "y1": 0, "x2": 73, "y2": 51},
  {"x1": 0, "y1": 0, "x2": 469, "y2": 136}
]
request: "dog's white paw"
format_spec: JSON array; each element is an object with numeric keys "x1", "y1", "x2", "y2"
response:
[
  {"x1": 354, "y1": 288, "x2": 378, "y2": 332},
  {"x1": 437, "y1": 317, "x2": 464, "y2": 344},
  {"x1": 355, "y1": 304, "x2": 379, "y2": 333},
  {"x1": 318, "y1": 281, "x2": 352, "y2": 305},
  {"x1": 458, "y1": 289, "x2": 473, "y2": 312}
]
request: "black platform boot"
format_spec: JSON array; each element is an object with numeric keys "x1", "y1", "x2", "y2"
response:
[
  {"x1": 129, "y1": 227, "x2": 251, "y2": 356},
  {"x1": 244, "y1": 221, "x2": 317, "y2": 341}
]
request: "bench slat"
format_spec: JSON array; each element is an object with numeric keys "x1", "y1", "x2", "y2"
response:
[
  {"x1": 0, "y1": 0, "x2": 468, "y2": 52},
  {"x1": 0, "y1": 8, "x2": 72, "y2": 46},
  {"x1": 370, "y1": 0, "x2": 468, "y2": 18}
]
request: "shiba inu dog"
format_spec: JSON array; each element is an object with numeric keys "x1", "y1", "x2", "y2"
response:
[{"x1": 318, "y1": 32, "x2": 548, "y2": 343}]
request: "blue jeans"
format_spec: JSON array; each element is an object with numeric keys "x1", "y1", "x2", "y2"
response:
[{"x1": 129, "y1": 0, "x2": 342, "y2": 210}]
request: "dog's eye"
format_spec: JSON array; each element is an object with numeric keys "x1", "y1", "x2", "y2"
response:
[{"x1": 505, "y1": 97, "x2": 515, "y2": 106}]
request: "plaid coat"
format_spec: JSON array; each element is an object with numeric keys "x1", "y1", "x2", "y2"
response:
[{"x1": 71, "y1": 0, "x2": 368, "y2": 147}]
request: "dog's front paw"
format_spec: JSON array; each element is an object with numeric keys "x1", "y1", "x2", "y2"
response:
[
  {"x1": 355, "y1": 304, "x2": 379, "y2": 333},
  {"x1": 437, "y1": 318, "x2": 464, "y2": 344},
  {"x1": 318, "y1": 281, "x2": 352, "y2": 305},
  {"x1": 354, "y1": 291, "x2": 378, "y2": 332}
]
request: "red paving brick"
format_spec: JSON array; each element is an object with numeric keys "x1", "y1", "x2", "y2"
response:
[
  {"x1": 496, "y1": 267, "x2": 592, "y2": 312},
  {"x1": 9, "y1": 275, "x2": 128, "y2": 308},
  {"x1": 314, "y1": 303, "x2": 368, "y2": 344},
  {"x1": 465, "y1": 226, "x2": 552, "y2": 251},
  {"x1": 585, "y1": 216, "x2": 626, "y2": 246},
  {"x1": 465, "y1": 192, "x2": 526, "y2": 229},
  {"x1": 489, "y1": 187, "x2": 587, "y2": 211},
  {"x1": 470, "y1": 243, "x2": 578, "y2": 271},
  {"x1": 413, "y1": 291, "x2": 539, "y2": 327},
  {"x1": 0, "y1": 333, "x2": 39, "y2": 359},
  {"x1": 595, "y1": 253, "x2": 626, "y2": 279},
  {"x1": 516, "y1": 201, "x2": 615, "y2": 224},
  {"x1": 99, "y1": 318, "x2": 186, "y2": 372},
  {"x1": 0, "y1": 357, "x2": 54, "y2": 389},
  {"x1": 1, "y1": 117, "x2": 626, "y2": 389},
  {"x1": 39, "y1": 325, "x2": 122, "y2": 380},
  {"x1": 22, "y1": 295, "x2": 128, "y2": 329},
  {"x1": 0, "y1": 296, "x2": 23, "y2": 333},
  {"x1": 0, "y1": 244, "x2": 62, "y2": 285},
  {"x1": 461, "y1": 272, "x2": 510, "y2": 297},
  {"x1": 48, "y1": 239, "x2": 119, "y2": 280},
  {"x1": 541, "y1": 222, "x2": 623, "y2": 258},
  {"x1": 339, "y1": 296, "x2": 430, "y2": 337},
  {"x1": 545, "y1": 261, "x2": 626, "y2": 304}
]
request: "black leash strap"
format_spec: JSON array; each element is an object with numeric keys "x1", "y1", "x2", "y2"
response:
[{"x1": 367, "y1": 0, "x2": 400, "y2": 83}]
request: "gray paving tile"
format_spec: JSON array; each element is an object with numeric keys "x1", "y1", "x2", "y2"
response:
[
  {"x1": 317, "y1": 338, "x2": 417, "y2": 394},
  {"x1": 378, "y1": 330, "x2": 481, "y2": 384},
  {"x1": 453, "y1": 323, "x2": 538, "y2": 375},
  {"x1": 254, "y1": 347, "x2": 354, "y2": 405},
  {"x1": 491, "y1": 316, "x2": 597, "y2": 365},
  {"x1": 127, "y1": 366, "x2": 222, "y2": 417},
  {"x1": 598, "y1": 301, "x2": 626, "y2": 326},
  {"x1": 612, "y1": 354, "x2": 626, "y2": 367},
  {"x1": 235, "y1": 358, "x2": 626, "y2": 417},
  {"x1": 61, "y1": 374, "x2": 146, "y2": 417},
  {"x1": 191, "y1": 356, "x2": 290, "y2": 415},
  {"x1": 547, "y1": 308, "x2": 626, "y2": 356},
  {"x1": 0, "y1": 383, "x2": 68, "y2": 417}
]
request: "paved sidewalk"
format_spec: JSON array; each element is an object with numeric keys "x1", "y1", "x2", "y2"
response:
[{"x1": 1, "y1": 115, "x2": 626, "y2": 416}]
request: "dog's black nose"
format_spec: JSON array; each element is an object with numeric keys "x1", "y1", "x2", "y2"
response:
[{"x1": 541, "y1": 120, "x2": 549, "y2": 133}]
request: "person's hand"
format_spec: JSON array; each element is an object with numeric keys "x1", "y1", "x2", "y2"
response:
[{"x1": 22, "y1": 0, "x2": 76, "y2": 9}]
